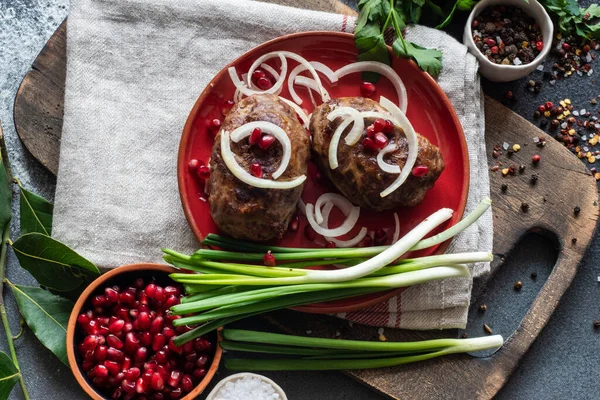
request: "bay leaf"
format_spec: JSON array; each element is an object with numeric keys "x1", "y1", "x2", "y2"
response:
[
  {"x1": 11, "y1": 233, "x2": 99, "y2": 292},
  {"x1": 0, "y1": 351, "x2": 19, "y2": 400},
  {"x1": 19, "y1": 186, "x2": 53, "y2": 236},
  {"x1": 9, "y1": 283, "x2": 73, "y2": 366}
]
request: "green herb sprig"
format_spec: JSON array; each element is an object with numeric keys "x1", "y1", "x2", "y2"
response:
[{"x1": 540, "y1": 1, "x2": 600, "y2": 40}]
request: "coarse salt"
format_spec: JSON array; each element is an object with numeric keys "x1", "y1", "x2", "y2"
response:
[
  {"x1": 588, "y1": 69, "x2": 594, "y2": 77},
  {"x1": 586, "y1": 54, "x2": 593, "y2": 63},
  {"x1": 533, "y1": 137, "x2": 540, "y2": 143},
  {"x1": 213, "y1": 376, "x2": 281, "y2": 400},
  {"x1": 549, "y1": 80, "x2": 556, "y2": 86},
  {"x1": 513, "y1": 57, "x2": 522, "y2": 66},
  {"x1": 503, "y1": 142, "x2": 509, "y2": 150},
  {"x1": 536, "y1": 64, "x2": 544, "y2": 71},
  {"x1": 573, "y1": 111, "x2": 580, "y2": 116},
  {"x1": 561, "y1": 122, "x2": 568, "y2": 129}
]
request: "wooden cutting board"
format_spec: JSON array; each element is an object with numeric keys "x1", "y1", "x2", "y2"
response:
[{"x1": 13, "y1": 2, "x2": 599, "y2": 398}]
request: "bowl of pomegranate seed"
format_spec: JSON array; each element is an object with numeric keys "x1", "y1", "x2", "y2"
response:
[{"x1": 66, "y1": 263, "x2": 222, "y2": 400}]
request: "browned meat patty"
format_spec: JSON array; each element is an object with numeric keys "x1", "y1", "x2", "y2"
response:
[
  {"x1": 207, "y1": 94, "x2": 310, "y2": 241},
  {"x1": 310, "y1": 97, "x2": 444, "y2": 211}
]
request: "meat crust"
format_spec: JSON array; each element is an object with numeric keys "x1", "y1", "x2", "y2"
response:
[
  {"x1": 208, "y1": 94, "x2": 310, "y2": 241},
  {"x1": 309, "y1": 97, "x2": 444, "y2": 211}
]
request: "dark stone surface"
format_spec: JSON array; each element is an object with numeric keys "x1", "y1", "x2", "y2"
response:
[{"x1": 0, "y1": 0, "x2": 599, "y2": 399}]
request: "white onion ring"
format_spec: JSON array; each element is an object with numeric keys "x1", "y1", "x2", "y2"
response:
[
  {"x1": 305, "y1": 202, "x2": 359, "y2": 237},
  {"x1": 228, "y1": 54, "x2": 287, "y2": 97},
  {"x1": 297, "y1": 198, "x2": 307, "y2": 216},
  {"x1": 220, "y1": 130, "x2": 306, "y2": 189},
  {"x1": 377, "y1": 144, "x2": 401, "y2": 174},
  {"x1": 328, "y1": 117, "x2": 354, "y2": 170},
  {"x1": 327, "y1": 107, "x2": 364, "y2": 146},
  {"x1": 314, "y1": 193, "x2": 355, "y2": 224},
  {"x1": 260, "y1": 63, "x2": 281, "y2": 81},
  {"x1": 247, "y1": 51, "x2": 328, "y2": 103},
  {"x1": 392, "y1": 212, "x2": 400, "y2": 243},
  {"x1": 360, "y1": 111, "x2": 396, "y2": 122},
  {"x1": 379, "y1": 96, "x2": 419, "y2": 197},
  {"x1": 335, "y1": 61, "x2": 408, "y2": 114},
  {"x1": 288, "y1": 62, "x2": 338, "y2": 105},
  {"x1": 278, "y1": 97, "x2": 309, "y2": 129},
  {"x1": 294, "y1": 76, "x2": 331, "y2": 102},
  {"x1": 319, "y1": 201, "x2": 368, "y2": 248},
  {"x1": 230, "y1": 121, "x2": 290, "y2": 179}
]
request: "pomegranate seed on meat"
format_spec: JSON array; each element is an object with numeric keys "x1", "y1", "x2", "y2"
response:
[
  {"x1": 360, "y1": 81, "x2": 376, "y2": 98},
  {"x1": 366, "y1": 125, "x2": 376, "y2": 138},
  {"x1": 196, "y1": 165, "x2": 210, "y2": 180},
  {"x1": 383, "y1": 120, "x2": 394, "y2": 133},
  {"x1": 258, "y1": 134, "x2": 275, "y2": 150},
  {"x1": 411, "y1": 165, "x2": 429, "y2": 177},
  {"x1": 362, "y1": 137, "x2": 379, "y2": 152},
  {"x1": 249, "y1": 127, "x2": 262, "y2": 145},
  {"x1": 373, "y1": 132, "x2": 388, "y2": 149},
  {"x1": 373, "y1": 118, "x2": 386, "y2": 132},
  {"x1": 250, "y1": 163, "x2": 263, "y2": 178}
]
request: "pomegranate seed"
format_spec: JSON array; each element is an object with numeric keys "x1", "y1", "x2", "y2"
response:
[
  {"x1": 144, "y1": 360, "x2": 159, "y2": 371},
  {"x1": 373, "y1": 132, "x2": 388, "y2": 149},
  {"x1": 150, "y1": 317, "x2": 164, "y2": 334},
  {"x1": 366, "y1": 125, "x2": 376, "y2": 138},
  {"x1": 137, "y1": 312, "x2": 151, "y2": 330},
  {"x1": 97, "y1": 316, "x2": 110, "y2": 326},
  {"x1": 156, "y1": 365, "x2": 170, "y2": 380},
  {"x1": 193, "y1": 338, "x2": 212, "y2": 352},
  {"x1": 184, "y1": 352, "x2": 198, "y2": 363},
  {"x1": 77, "y1": 313, "x2": 91, "y2": 327},
  {"x1": 196, "y1": 355, "x2": 208, "y2": 368},
  {"x1": 183, "y1": 362, "x2": 195, "y2": 372},
  {"x1": 326, "y1": 241, "x2": 336, "y2": 248},
  {"x1": 374, "y1": 228, "x2": 387, "y2": 245},
  {"x1": 107, "y1": 348, "x2": 124, "y2": 362},
  {"x1": 207, "y1": 118, "x2": 222, "y2": 132},
  {"x1": 125, "y1": 332, "x2": 140, "y2": 354},
  {"x1": 170, "y1": 388, "x2": 182, "y2": 398},
  {"x1": 192, "y1": 368, "x2": 206, "y2": 380},
  {"x1": 532, "y1": 154, "x2": 541, "y2": 164},
  {"x1": 562, "y1": 42, "x2": 570, "y2": 50},
  {"x1": 169, "y1": 337, "x2": 183, "y2": 354},
  {"x1": 168, "y1": 370, "x2": 182, "y2": 388},
  {"x1": 258, "y1": 134, "x2": 275, "y2": 150},
  {"x1": 94, "y1": 345, "x2": 108, "y2": 361},
  {"x1": 289, "y1": 215, "x2": 299, "y2": 232},
  {"x1": 138, "y1": 304, "x2": 150, "y2": 313},
  {"x1": 121, "y1": 379, "x2": 136, "y2": 393},
  {"x1": 263, "y1": 251, "x2": 276, "y2": 267},
  {"x1": 164, "y1": 286, "x2": 180, "y2": 297},
  {"x1": 360, "y1": 81, "x2": 376, "y2": 98},
  {"x1": 134, "y1": 347, "x2": 148, "y2": 363},
  {"x1": 304, "y1": 225, "x2": 316, "y2": 241},
  {"x1": 545, "y1": 101, "x2": 553, "y2": 110},
  {"x1": 116, "y1": 307, "x2": 129, "y2": 320},
  {"x1": 151, "y1": 373, "x2": 165, "y2": 391},
  {"x1": 256, "y1": 77, "x2": 273, "y2": 90},
  {"x1": 119, "y1": 291, "x2": 135, "y2": 304},
  {"x1": 358, "y1": 235, "x2": 373, "y2": 248},
  {"x1": 383, "y1": 120, "x2": 394, "y2": 133},
  {"x1": 162, "y1": 327, "x2": 176, "y2": 338},
  {"x1": 197, "y1": 165, "x2": 211, "y2": 180},
  {"x1": 105, "y1": 287, "x2": 119, "y2": 303},
  {"x1": 144, "y1": 283, "x2": 157, "y2": 299},
  {"x1": 125, "y1": 367, "x2": 141, "y2": 381},
  {"x1": 94, "y1": 364, "x2": 109, "y2": 379},
  {"x1": 250, "y1": 162, "x2": 263, "y2": 178},
  {"x1": 181, "y1": 375, "x2": 193, "y2": 392},
  {"x1": 112, "y1": 388, "x2": 123, "y2": 399},
  {"x1": 82, "y1": 361, "x2": 95, "y2": 372},
  {"x1": 187, "y1": 159, "x2": 201, "y2": 174},
  {"x1": 84, "y1": 350, "x2": 95, "y2": 363},
  {"x1": 134, "y1": 278, "x2": 145, "y2": 289},
  {"x1": 249, "y1": 127, "x2": 262, "y2": 145},
  {"x1": 105, "y1": 360, "x2": 121, "y2": 376},
  {"x1": 83, "y1": 335, "x2": 100, "y2": 351},
  {"x1": 123, "y1": 322, "x2": 133, "y2": 333},
  {"x1": 156, "y1": 349, "x2": 168, "y2": 364},
  {"x1": 362, "y1": 137, "x2": 379, "y2": 152},
  {"x1": 152, "y1": 394, "x2": 164, "y2": 400},
  {"x1": 536, "y1": 41, "x2": 544, "y2": 51},
  {"x1": 221, "y1": 99, "x2": 235, "y2": 114},
  {"x1": 165, "y1": 295, "x2": 180, "y2": 308},
  {"x1": 251, "y1": 69, "x2": 266, "y2": 81},
  {"x1": 412, "y1": 165, "x2": 429, "y2": 177},
  {"x1": 142, "y1": 370, "x2": 154, "y2": 383},
  {"x1": 98, "y1": 326, "x2": 110, "y2": 337},
  {"x1": 122, "y1": 357, "x2": 132, "y2": 371},
  {"x1": 140, "y1": 331, "x2": 153, "y2": 346},
  {"x1": 86, "y1": 320, "x2": 99, "y2": 335},
  {"x1": 373, "y1": 118, "x2": 386, "y2": 132},
  {"x1": 153, "y1": 334, "x2": 167, "y2": 352},
  {"x1": 107, "y1": 334, "x2": 124, "y2": 349},
  {"x1": 135, "y1": 377, "x2": 147, "y2": 394},
  {"x1": 92, "y1": 295, "x2": 107, "y2": 307},
  {"x1": 109, "y1": 319, "x2": 125, "y2": 334}
]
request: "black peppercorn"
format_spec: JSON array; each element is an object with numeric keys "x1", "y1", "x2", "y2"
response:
[
  {"x1": 501, "y1": 183, "x2": 508, "y2": 192},
  {"x1": 572, "y1": 237, "x2": 577, "y2": 244},
  {"x1": 519, "y1": 164, "x2": 526, "y2": 173},
  {"x1": 574, "y1": 206, "x2": 581, "y2": 215},
  {"x1": 531, "y1": 272, "x2": 537, "y2": 279},
  {"x1": 594, "y1": 320, "x2": 600, "y2": 329},
  {"x1": 531, "y1": 174, "x2": 538, "y2": 184},
  {"x1": 521, "y1": 202, "x2": 529, "y2": 212}
]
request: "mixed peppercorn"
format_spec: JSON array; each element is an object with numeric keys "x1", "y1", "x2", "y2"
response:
[{"x1": 472, "y1": 5, "x2": 543, "y2": 66}]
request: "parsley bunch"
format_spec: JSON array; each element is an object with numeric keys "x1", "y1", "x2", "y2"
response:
[{"x1": 540, "y1": 1, "x2": 600, "y2": 39}]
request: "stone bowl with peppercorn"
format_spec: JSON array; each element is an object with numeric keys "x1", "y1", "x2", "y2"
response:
[{"x1": 463, "y1": 0, "x2": 553, "y2": 82}]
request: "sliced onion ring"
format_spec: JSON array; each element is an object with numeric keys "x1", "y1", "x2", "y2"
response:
[
  {"x1": 319, "y1": 201, "x2": 368, "y2": 248},
  {"x1": 377, "y1": 143, "x2": 401, "y2": 174},
  {"x1": 335, "y1": 61, "x2": 408, "y2": 114},
  {"x1": 228, "y1": 54, "x2": 287, "y2": 97},
  {"x1": 327, "y1": 107, "x2": 364, "y2": 146},
  {"x1": 392, "y1": 212, "x2": 400, "y2": 243},
  {"x1": 328, "y1": 117, "x2": 354, "y2": 170},
  {"x1": 306, "y1": 202, "x2": 360, "y2": 237},
  {"x1": 288, "y1": 62, "x2": 338, "y2": 105},
  {"x1": 247, "y1": 51, "x2": 328, "y2": 103},
  {"x1": 314, "y1": 193, "x2": 355, "y2": 224},
  {"x1": 221, "y1": 130, "x2": 306, "y2": 189},
  {"x1": 294, "y1": 76, "x2": 331, "y2": 102},
  {"x1": 278, "y1": 97, "x2": 309, "y2": 129},
  {"x1": 230, "y1": 121, "x2": 290, "y2": 179},
  {"x1": 379, "y1": 96, "x2": 419, "y2": 197}
]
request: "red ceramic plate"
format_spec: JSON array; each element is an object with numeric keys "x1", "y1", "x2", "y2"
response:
[{"x1": 178, "y1": 32, "x2": 469, "y2": 314}]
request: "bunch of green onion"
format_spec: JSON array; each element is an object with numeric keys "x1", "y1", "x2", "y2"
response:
[
  {"x1": 221, "y1": 329, "x2": 504, "y2": 370},
  {"x1": 163, "y1": 198, "x2": 492, "y2": 346}
]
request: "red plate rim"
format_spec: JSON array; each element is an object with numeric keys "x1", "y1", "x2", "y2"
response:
[{"x1": 177, "y1": 31, "x2": 470, "y2": 315}]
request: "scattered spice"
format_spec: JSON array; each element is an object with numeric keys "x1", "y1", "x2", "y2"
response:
[
  {"x1": 483, "y1": 324, "x2": 493, "y2": 334},
  {"x1": 514, "y1": 281, "x2": 523, "y2": 290},
  {"x1": 594, "y1": 320, "x2": 600, "y2": 330},
  {"x1": 572, "y1": 237, "x2": 578, "y2": 244},
  {"x1": 461, "y1": 333, "x2": 468, "y2": 338},
  {"x1": 518, "y1": 164, "x2": 526, "y2": 173},
  {"x1": 521, "y1": 202, "x2": 529, "y2": 212},
  {"x1": 501, "y1": 183, "x2": 508, "y2": 192},
  {"x1": 574, "y1": 205, "x2": 581, "y2": 215},
  {"x1": 531, "y1": 174, "x2": 539, "y2": 184},
  {"x1": 479, "y1": 304, "x2": 487, "y2": 313},
  {"x1": 531, "y1": 272, "x2": 537, "y2": 280}
]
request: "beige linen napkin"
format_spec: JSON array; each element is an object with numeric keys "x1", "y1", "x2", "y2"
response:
[{"x1": 54, "y1": 0, "x2": 491, "y2": 330}]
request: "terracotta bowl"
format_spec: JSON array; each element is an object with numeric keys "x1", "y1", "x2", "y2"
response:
[{"x1": 66, "y1": 263, "x2": 222, "y2": 400}]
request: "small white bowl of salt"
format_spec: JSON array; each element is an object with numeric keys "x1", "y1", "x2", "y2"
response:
[{"x1": 206, "y1": 372, "x2": 288, "y2": 400}]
